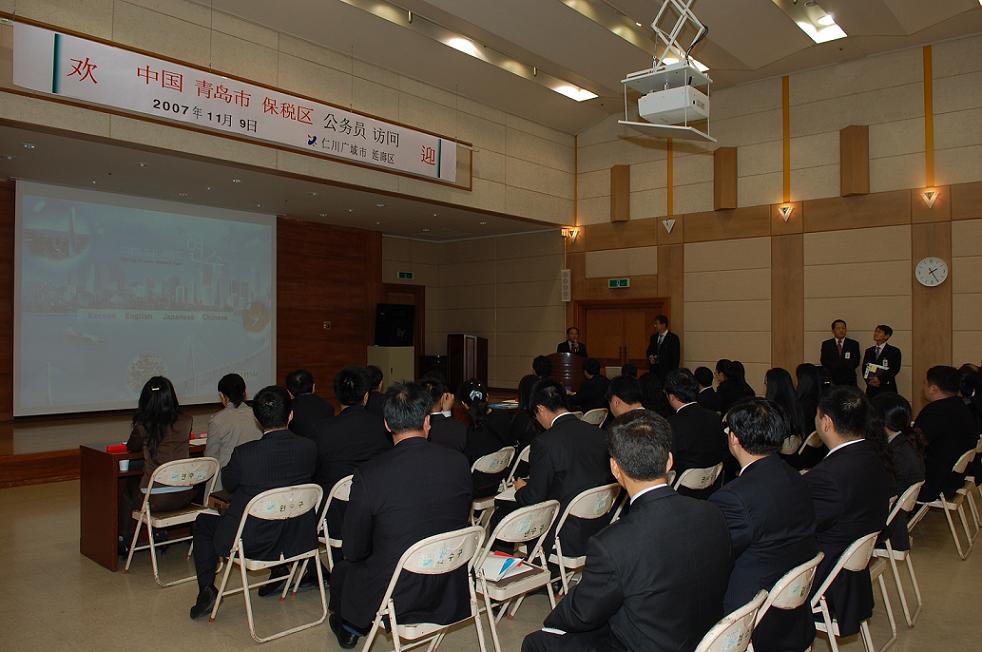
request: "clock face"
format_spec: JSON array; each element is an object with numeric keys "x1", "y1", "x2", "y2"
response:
[{"x1": 915, "y1": 257, "x2": 949, "y2": 287}]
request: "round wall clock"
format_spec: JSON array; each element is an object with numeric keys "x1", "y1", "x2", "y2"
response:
[{"x1": 914, "y1": 257, "x2": 949, "y2": 287}]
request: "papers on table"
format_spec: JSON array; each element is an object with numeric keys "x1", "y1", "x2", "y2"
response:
[
  {"x1": 189, "y1": 437, "x2": 208, "y2": 446},
  {"x1": 480, "y1": 551, "x2": 534, "y2": 582}
]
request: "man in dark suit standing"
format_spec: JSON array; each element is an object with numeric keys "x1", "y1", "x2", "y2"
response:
[
  {"x1": 569, "y1": 358, "x2": 610, "y2": 413},
  {"x1": 665, "y1": 369, "x2": 727, "y2": 497},
  {"x1": 286, "y1": 369, "x2": 335, "y2": 438},
  {"x1": 646, "y1": 314, "x2": 681, "y2": 381},
  {"x1": 805, "y1": 387, "x2": 891, "y2": 638},
  {"x1": 189, "y1": 385, "x2": 318, "y2": 619},
  {"x1": 916, "y1": 365, "x2": 979, "y2": 502},
  {"x1": 328, "y1": 382, "x2": 472, "y2": 649},
  {"x1": 820, "y1": 319, "x2": 860, "y2": 386},
  {"x1": 710, "y1": 399, "x2": 818, "y2": 652},
  {"x1": 695, "y1": 366, "x2": 722, "y2": 412},
  {"x1": 522, "y1": 410, "x2": 731, "y2": 652},
  {"x1": 861, "y1": 325, "x2": 902, "y2": 397},
  {"x1": 557, "y1": 327, "x2": 588, "y2": 357},
  {"x1": 421, "y1": 377, "x2": 467, "y2": 452}
]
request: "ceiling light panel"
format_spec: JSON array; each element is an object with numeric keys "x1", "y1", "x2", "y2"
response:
[{"x1": 771, "y1": 0, "x2": 847, "y2": 44}]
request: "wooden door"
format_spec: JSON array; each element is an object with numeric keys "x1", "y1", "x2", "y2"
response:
[
  {"x1": 577, "y1": 299, "x2": 671, "y2": 370},
  {"x1": 382, "y1": 283, "x2": 425, "y2": 378},
  {"x1": 584, "y1": 308, "x2": 626, "y2": 368}
]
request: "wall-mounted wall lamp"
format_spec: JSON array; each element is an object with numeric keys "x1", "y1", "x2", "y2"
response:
[
  {"x1": 921, "y1": 189, "x2": 938, "y2": 208},
  {"x1": 779, "y1": 205, "x2": 795, "y2": 222}
]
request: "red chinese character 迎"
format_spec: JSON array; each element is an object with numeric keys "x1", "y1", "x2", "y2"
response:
[
  {"x1": 195, "y1": 80, "x2": 214, "y2": 98},
  {"x1": 262, "y1": 97, "x2": 279, "y2": 115},
  {"x1": 136, "y1": 65, "x2": 159, "y2": 85},
  {"x1": 161, "y1": 70, "x2": 183, "y2": 92},
  {"x1": 420, "y1": 145, "x2": 436, "y2": 166},
  {"x1": 68, "y1": 57, "x2": 99, "y2": 84}
]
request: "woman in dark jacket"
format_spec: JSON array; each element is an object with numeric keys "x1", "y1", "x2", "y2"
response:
[
  {"x1": 459, "y1": 379, "x2": 513, "y2": 498},
  {"x1": 871, "y1": 393, "x2": 925, "y2": 550}
]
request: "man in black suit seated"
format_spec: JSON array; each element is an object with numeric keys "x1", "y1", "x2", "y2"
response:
[
  {"x1": 805, "y1": 386, "x2": 891, "y2": 638},
  {"x1": 557, "y1": 326, "x2": 588, "y2": 357},
  {"x1": 286, "y1": 369, "x2": 335, "y2": 438},
  {"x1": 916, "y1": 365, "x2": 979, "y2": 503},
  {"x1": 420, "y1": 377, "x2": 466, "y2": 452},
  {"x1": 861, "y1": 325, "x2": 902, "y2": 398},
  {"x1": 328, "y1": 383, "x2": 472, "y2": 649},
  {"x1": 820, "y1": 319, "x2": 860, "y2": 387},
  {"x1": 646, "y1": 314, "x2": 681, "y2": 381},
  {"x1": 665, "y1": 369, "x2": 727, "y2": 497},
  {"x1": 569, "y1": 358, "x2": 609, "y2": 413},
  {"x1": 710, "y1": 399, "x2": 818, "y2": 652},
  {"x1": 607, "y1": 375, "x2": 645, "y2": 419},
  {"x1": 695, "y1": 366, "x2": 722, "y2": 412},
  {"x1": 364, "y1": 365, "x2": 386, "y2": 417},
  {"x1": 518, "y1": 355, "x2": 554, "y2": 412},
  {"x1": 189, "y1": 385, "x2": 318, "y2": 619},
  {"x1": 522, "y1": 410, "x2": 731, "y2": 652}
]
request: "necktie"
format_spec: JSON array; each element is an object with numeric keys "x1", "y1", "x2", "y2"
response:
[
  {"x1": 837, "y1": 340, "x2": 843, "y2": 357},
  {"x1": 876, "y1": 345, "x2": 882, "y2": 359},
  {"x1": 572, "y1": 343, "x2": 578, "y2": 353},
  {"x1": 658, "y1": 334, "x2": 664, "y2": 349}
]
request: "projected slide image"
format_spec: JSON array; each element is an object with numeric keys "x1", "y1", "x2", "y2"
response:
[{"x1": 16, "y1": 183, "x2": 275, "y2": 415}]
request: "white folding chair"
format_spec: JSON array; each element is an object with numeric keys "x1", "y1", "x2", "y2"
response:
[
  {"x1": 361, "y1": 525, "x2": 488, "y2": 652},
  {"x1": 548, "y1": 483, "x2": 621, "y2": 593},
  {"x1": 695, "y1": 589, "x2": 768, "y2": 652},
  {"x1": 470, "y1": 447, "x2": 516, "y2": 526},
  {"x1": 210, "y1": 484, "x2": 326, "y2": 643},
  {"x1": 909, "y1": 449, "x2": 976, "y2": 560},
  {"x1": 318, "y1": 474, "x2": 353, "y2": 572},
  {"x1": 748, "y1": 552, "x2": 824, "y2": 652},
  {"x1": 474, "y1": 500, "x2": 561, "y2": 652},
  {"x1": 673, "y1": 463, "x2": 723, "y2": 494},
  {"x1": 873, "y1": 480, "x2": 925, "y2": 627},
  {"x1": 796, "y1": 430, "x2": 821, "y2": 456},
  {"x1": 569, "y1": 411, "x2": 584, "y2": 419},
  {"x1": 124, "y1": 456, "x2": 220, "y2": 587},
  {"x1": 780, "y1": 434, "x2": 802, "y2": 456},
  {"x1": 958, "y1": 442, "x2": 981, "y2": 535},
  {"x1": 811, "y1": 532, "x2": 884, "y2": 652},
  {"x1": 505, "y1": 444, "x2": 531, "y2": 485},
  {"x1": 580, "y1": 408, "x2": 608, "y2": 426},
  {"x1": 867, "y1": 556, "x2": 899, "y2": 650}
]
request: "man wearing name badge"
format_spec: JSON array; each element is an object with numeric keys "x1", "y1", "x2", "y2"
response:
[
  {"x1": 820, "y1": 319, "x2": 860, "y2": 386},
  {"x1": 646, "y1": 315, "x2": 680, "y2": 382},
  {"x1": 557, "y1": 327, "x2": 588, "y2": 357},
  {"x1": 861, "y1": 325, "x2": 901, "y2": 398}
]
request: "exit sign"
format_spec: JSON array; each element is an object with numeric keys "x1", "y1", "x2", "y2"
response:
[
  {"x1": 397, "y1": 271, "x2": 414, "y2": 280},
  {"x1": 608, "y1": 278, "x2": 631, "y2": 288}
]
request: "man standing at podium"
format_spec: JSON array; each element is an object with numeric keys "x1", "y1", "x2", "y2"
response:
[
  {"x1": 557, "y1": 327, "x2": 588, "y2": 357},
  {"x1": 647, "y1": 315, "x2": 680, "y2": 381}
]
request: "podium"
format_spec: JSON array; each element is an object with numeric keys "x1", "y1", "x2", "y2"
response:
[{"x1": 548, "y1": 352, "x2": 585, "y2": 394}]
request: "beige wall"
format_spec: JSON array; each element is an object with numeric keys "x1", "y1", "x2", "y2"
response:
[
  {"x1": 382, "y1": 231, "x2": 565, "y2": 388},
  {"x1": 952, "y1": 219, "x2": 982, "y2": 365}
]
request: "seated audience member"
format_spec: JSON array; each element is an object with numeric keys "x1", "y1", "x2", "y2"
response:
[
  {"x1": 189, "y1": 386, "x2": 317, "y2": 619},
  {"x1": 509, "y1": 374, "x2": 543, "y2": 449},
  {"x1": 205, "y1": 373, "x2": 262, "y2": 492},
  {"x1": 957, "y1": 364, "x2": 982, "y2": 430},
  {"x1": 717, "y1": 360, "x2": 756, "y2": 414},
  {"x1": 557, "y1": 326, "x2": 587, "y2": 357},
  {"x1": 420, "y1": 377, "x2": 466, "y2": 452},
  {"x1": 786, "y1": 363, "x2": 827, "y2": 470},
  {"x1": 328, "y1": 383, "x2": 472, "y2": 649},
  {"x1": 522, "y1": 410, "x2": 731, "y2": 652},
  {"x1": 313, "y1": 366, "x2": 392, "y2": 540},
  {"x1": 364, "y1": 365, "x2": 386, "y2": 417},
  {"x1": 518, "y1": 355, "x2": 553, "y2": 407},
  {"x1": 710, "y1": 399, "x2": 818, "y2": 652},
  {"x1": 805, "y1": 387, "x2": 891, "y2": 638},
  {"x1": 569, "y1": 358, "x2": 610, "y2": 413},
  {"x1": 764, "y1": 368, "x2": 807, "y2": 447},
  {"x1": 695, "y1": 366, "x2": 721, "y2": 412},
  {"x1": 286, "y1": 369, "x2": 334, "y2": 438},
  {"x1": 664, "y1": 369, "x2": 726, "y2": 496},
  {"x1": 916, "y1": 365, "x2": 979, "y2": 502},
  {"x1": 639, "y1": 371, "x2": 673, "y2": 419},
  {"x1": 871, "y1": 393, "x2": 925, "y2": 550},
  {"x1": 494, "y1": 378, "x2": 613, "y2": 557},
  {"x1": 607, "y1": 375, "x2": 645, "y2": 419},
  {"x1": 119, "y1": 376, "x2": 194, "y2": 554},
  {"x1": 459, "y1": 379, "x2": 513, "y2": 498},
  {"x1": 621, "y1": 363, "x2": 638, "y2": 378}
]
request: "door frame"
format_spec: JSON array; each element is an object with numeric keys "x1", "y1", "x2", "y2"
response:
[
  {"x1": 381, "y1": 283, "x2": 425, "y2": 379},
  {"x1": 574, "y1": 298, "x2": 671, "y2": 365}
]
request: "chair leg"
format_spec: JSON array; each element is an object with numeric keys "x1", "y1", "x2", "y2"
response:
[
  {"x1": 876, "y1": 573, "x2": 897, "y2": 651},
  {"x1": 904, "y1": 553, "x2": 923, "y2": 624},
  {"x1": 859, "y1": 621, "x2": 875, "y2": 652},
  {"x1": 471, "y1": 596, "x2": 489, "y2": 652},
  {"x1": 210, "y1": 551, "x2": 238, "y2": 622},
  {"x1": 908, "y1": 504, "x2": 929, "y2": 531},
  {"x1": 942, "y1": 503, "x2": 968, "y2": 560},
  {"x1": 480, "y1": 581, "x2": 502, "y2": 652},
  {"x1": 964, "y1": 490, "x2": 980, "y2": 537},
  {"x1": 240, "y1": 554, "x2": 262, "y2": 642},
  {"x1": 885, "y1": 544, "x2": 913, "y2": 628},
  {"x1": 361, "y1": 612, "x2": 384, "y2": 652},
  {"x1": 146, "y1": 523, "x2": 162, "y2": 586},
  {"x1": 124, "y1": 513, "x2": 143, "y2": 573},
  {"x1": 389, "y1": 599, "x2": 403, "y2": 652},
  {"x1": 956, "y1": 505, "x2": 974, "y2": 558},
  {"x1": 820, "y1": 600, "x2": 840, "y2": 652}
]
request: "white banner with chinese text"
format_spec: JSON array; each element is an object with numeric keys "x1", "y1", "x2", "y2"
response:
[{"x1": 12, "y1": 23, "x2": 457, "y2": 182}]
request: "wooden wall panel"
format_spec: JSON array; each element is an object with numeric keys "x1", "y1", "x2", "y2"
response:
[
  {"x1": 803, "y1": 190, "x2": 911, "y2": 232},
  {"x1": 951, "y1": 181, "x2": 982, "y2": 220},
  {"x1": 771, "y1": 235, "x2": 804, "y2": 371},
  {"x1": 840, "y1": 125, "x2": 870, "y2": 197},
  {"x1": 277, "y1": 217, "x2": 382, "y2": 403},
  {"x1": 657, "y1": 244, "x2": 685, "y2": 352},
  {"x1": 911, "y1": 221, "x2": 952, "y2": 412},
  {"x1": 0, "y1": 180, "x2": 12, "y2": 422},
  {"x1": 684, "y1": 206, "x2": 771, "y2": 243},
  {"x1": 568, "y1": 251, "x2": 659, "y2": 301},
  {"x1": 714, "y1": 147, "x2": 738, "y2": 210},
  {"x1": 771, "y1": 202, "x2": 802, "y2": 235},
  {"x1": 567, "y1": 220, "x2": 658, "y2": 253},
  {"x1": 610, "y1": 165, "x2": 631, "y2": 223}
]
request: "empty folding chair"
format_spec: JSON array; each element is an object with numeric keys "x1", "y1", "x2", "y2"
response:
[
  {"x1": 210, "y1": 484, "x2": 326, "y2": 643},
  {"x1": 695, "y1": 590, "x2": 768, "y2": 652},
  {"x1": 748, "y1": 552, "x2": 824, "y2": 652},
  {"x1": 909, "y1": 449, "x2": 976, "y2": 560},
  {"x1": 580, "y1": 408, "x2": 608, "y2": 426},
  {"x1": 673, "y1": 462, "x2": 723, "y2": 495},
  {"x1": 474, "y1": 500, "x2": 561, "y2": 652},
  {"x1": 124, "y1": 456, "x2": 220, "y2": 587},
  {"x1": 811, "y1": 532, "x2": 885, "y2": 652},
  {"x1": 470, "y1": 446, "x2": 516, "y2": 526},
  {"x1": 549, "y1": 483, "x2": 622, "y2": 593},
  {"x1": 361, "y1": 525, "x2": 489, "y2": 652},
  {"x1": 873, "y1": 480, "x2": 925, "y2": 627}
]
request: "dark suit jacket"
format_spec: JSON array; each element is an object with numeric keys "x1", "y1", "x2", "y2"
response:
[
  {"x1": 288, "y1": 392, "x2": 335, "y2": 439},
  {"x1": 884, "y1": 433, "x2": 925, "y2": 551},
  {"x1": 557, "y1": 340, "x2": 588, "y2": 357},
  {"x1": 861, "y1": 343, "x2": 901, "y2": 397},
  {"x1": 710, "y1": 456, "x2": 818, "y2": 652},
  {"x1": 805, "y1": 440, "x2": 891, "y2": 636},
  {"x1": 569, "y1": 374, "x2": 610, "y2": 413},
  {"x1": 916, "y1": 396, "x2": 978, "y2": 501},
  {"x1": 365, "y1": 390, "x2": 386, "y2": 418},
  {"x1": 515, "y1": 413, "x2": 613, "y2": 556},
  {"x1": 333, "y1": 437, "x2": 472, "y2": 630},
  {"x1": 668, "y1": 403, "x2": 727, "y2": 497},
  {"x1": 215, "y1": 429, "x2": 318, "y2": 559},
  {"x1": 717, "y1": 380, "x2": 756, "y2": 415},
  {"x1": 698, "y1": 386, "x2": 722, "y2": 412},
  {"x1": 646, "y1": 330, "x2": 681, "y2": 378},
  {"x1": 313, "y1": 405, "x2": 392, "y2": 534},
  {"x1": 428, "y1": 413, "x2": 467, "y2": 453},
  {"x1": 820, "y1": 338, "x2": 861, "y2": 387},
  {"x1": 543, "y1": 486, "x2": 731, "y2": 651}
]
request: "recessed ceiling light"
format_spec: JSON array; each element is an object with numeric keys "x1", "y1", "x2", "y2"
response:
[
  {"x1": 319, "y1": 213, "x2": 328, "y2": 217},
  {"x1": 3, "y1": 155, "x2": 14, "y2": 161},
  {"x1": 232, "y1": 178, "x2": 242, "y2": 183},
  {"x1": 205, "y1": 186, "x2": 213, "y2": 191},
  {"x1": 432, "y1": 213, "x2": 439, "y2": 217},
  {"x1": 553, "y1": 85, "x2": 598, "y2": 102},
  {"x1": 347, "y1": 208, "x2": 354, "y2": 213},
  {"x1": 137, "y1": 162, "x2": 146, "y2": 168},
  {"x1": 22, "y1": 143, "x2": 36, "y2": 150},
  {"x1": 255, "y1": 203, "x2": 262, "y2": 208},
  {"x1": 446, "y1": 37, "x2": 480, "y2": 57},
  {"x1": 375, "y1": 221, "x2": 381, "y2": 225},
  {"x1": 308, "y1": 191, "x2": 319, "y2": 197},
  {"x1": 635, "y1": 21, "x2": 643, "y2": 27},
  {"x1": 90, "y1": 180, "x2": 97, "y2": 185},
  {"x1": 421, "y1": 228, "x2": 431, "y2": 232},
  {"x1": 376, "y1": 203, "x2": 385, "y2": 207},
  {"x1": 479, "y1": 221, "x2": 487, "y2": 225},
  {"x1": 178, "y1": 192, "x2": 189, "y2": 197},
  {"x1": 817, "y1": 13, "x2": 835, "y2": 27}
]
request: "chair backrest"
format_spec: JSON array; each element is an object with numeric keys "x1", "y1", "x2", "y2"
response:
[
  {"x1": 755, "y1": 553, "x2": 824, "y2": 625},
  {"x1": 477, "y1": 501, "x2": 560, "y2": 571},
  {"x1": 148, "y1": 456, "x2": 220, "y2": 489},
  {"x1": 694, "y1": 589, "x2": 768, "y2": 652},
  {"x1": 318, "y1": 474, "x2": 354, "y2": 534},
  {"x1": 232, "y1": 483, "x2": 323, "y2": 553},
  {"x1": 570, "y1": 411, "x2": 584, "y2": 419},
  {"x1": 887, "y1": 480, "x2": 926, "y2": 527},
  {"x1": 674, "y1": 463, "x2": 723, "y2": 491},
  {"x1": 780, "y1": 435, "x2": 802, "y2": 456},
  {"x1": 952, "y1": 448, "x2": 976, "y2": 474},
  {"x1": 506, "y1": 444, "x2": 531, "y2": 483},
  {"x1": 580, "y1": 408, "x2": 608, "y2": 426},
  {"x1": 810, "y1": 531, "x2": 879, "y2": 608},
  {"x1": 796, "y1": 430, "x2": 821, "y2": 456},
  {"x1": 976, "y1": 434, "x2": 982, "y2": 455},
  {"x1": 471, "y1": 446, "x2": 516, "y2": 475},
  {"x1": 554, "y1": 483, "x2": 621, "y2": 542}
]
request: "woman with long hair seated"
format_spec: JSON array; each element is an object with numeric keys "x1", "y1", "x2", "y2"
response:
[
  {"x1": 119, "y1": 376, "x2": 193, "y2": 554},
  {"x1": 871, "y1": 393, "x2": 925, "y2": 550},
  {"x1": 765, "y1": 367, "x2": 807, "y2": 454},
  {"x1": 458, "y1": 379, "x2": 513, "y2": 498}
]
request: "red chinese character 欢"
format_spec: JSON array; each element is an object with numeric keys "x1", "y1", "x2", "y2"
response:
[
  {"x1": 161, "y1": 70, "x2": 183, "y2": 92},
  {"x1": 296, "y1": 105, "x2": 313, "y2": 125},
  {"x1": 68, "y1": 57, "x2": 99, "y2": 84},
  {"x1": 195, "y1": 80, "x2": 214, "y2": 98},
  {"x1": 420, "y1": 145, "x2": 436, "y2": 166},
  {"x1": 214, "y1": 84, "x2": 233, "y2": 103},
  {"x1": 233, "y1": 89, "x2": 251, "y2": 108},
  {"x1": 280, "y1": 102, "x2": 297, "y2": 120},
  {"x1": 136, "y1": 65, "x2": 159, "y2": 85},
  {"x1": 262, "y1": 97, "x2": 279, "y2": 115}
]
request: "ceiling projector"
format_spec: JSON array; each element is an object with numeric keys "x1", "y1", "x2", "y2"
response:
[{"x1": 637, "y1": 68, "x2": 709, "y2": 124}]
